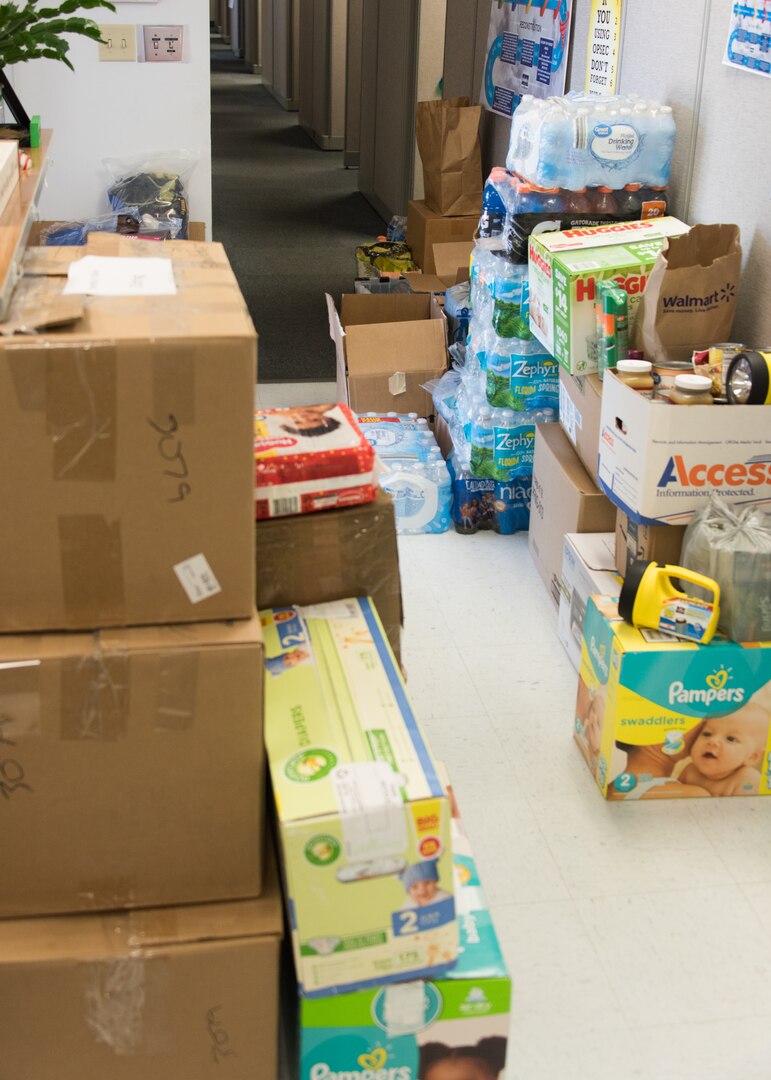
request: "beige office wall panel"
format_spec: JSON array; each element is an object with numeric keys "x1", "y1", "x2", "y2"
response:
[
  {"x1": 357, "y1": 0, "x2": 379, "y2": 199},
  {"x1": 373, "y1": 0, "x2": 414, "y2": 215},
  {"x1": 299, "y1": 0, "x2": 314, "y2": 129},
  {"x1": 412, "y1": 0, "x2": 448, "y2": 200},
  {"x1": 262, "y1": 0, "x2": 275, "y2": 87},
  {"x1": 244, "y1": 0, "x2": 262, "y2": 72},
  {"x1": 330, "y1": 0, "x2": 348, "y2": 141},
  {"x1": 615, "y1": 1, "x2": 708, "y2": 219},
  {"x1": 687, "y1": 0, "x2": 771, "y2": 346},
  {"x1": 345, "y1": 0, "x2": 363, "y2": 166},
  {"x1": 268, "y1": 0, "x2": 300, "y2": 109},
  {"x1": 299, "y1": 0, "x2": 347, "y2": 148}
]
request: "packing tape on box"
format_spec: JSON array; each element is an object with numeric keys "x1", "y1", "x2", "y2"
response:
[
  {"x1": 388, "y1": 371, "x2": 407, "y2": 397},
  {"x1": 0, "y1": 660, "x2": 42, "y2": 742},
  {"x1": 331, "y1": 761, "x2": 408, "y2": 862},
  {"x1": 60, "y1": 639, "x2": 130, "y2": 741},
  {"x1": 58, "y1": 515, "x2": 127, "y2": 626},
  {"x1": 77, "y1": 874, "x2": 138, "y2": 911},
  {"x1": 151, "y1": 341, "x2": 196, "y2": 428},
  {"x1": 155, "y1": 650, "x2": 197, "y2": 732},
  {"x1": 83, "y1": 956, "x2": 146, "y2": 1055},
  {"x1": 383, "y1": 981, "x2": 426, "y2": 1038}
]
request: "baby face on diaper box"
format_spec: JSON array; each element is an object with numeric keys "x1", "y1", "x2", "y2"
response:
[
  {"x1": 262, "y1": 597, "x2": 457, "y2": 996},
  {"x1": 575, "y1": 597, "x2": 771, "y2": 800}
]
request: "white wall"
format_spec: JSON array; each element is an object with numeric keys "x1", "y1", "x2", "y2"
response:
[{"x1": 11, "y1": 0, "x2": 212, "y2": 234}]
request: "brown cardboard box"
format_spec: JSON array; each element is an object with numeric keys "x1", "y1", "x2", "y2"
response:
[
  {"x1": 27, "y1": 221, "x2": 207, "y2": 244},
  {"x1": 406, "y1": 199, "x2": 479, "y2": 273},
  {"x1": 0, "y1": 237, "x2": 256, "y2": 632},
  {"x1": 614, "y1": 508, "x2": 687, "y2": 577},
  {"x1": 0, "y1": 849, "x2": 283, "y2": 1080},
  {"x1": 255, "y1": 491, "x2": 403, "y2": 663},
  {"x1": 432, "y1": 412, "x2": 454, "y2": 460},
  {"x1": 327, "y1": 292, "x2": 447, "y2": 417},
  {"x1": 558, "y1": 369, "x2": 603, "y2": 479},
  {"x1": 0, "y1": 616, "x2": 265, "y2": 918},
  {"x1": 528, "y1": 423, "x2": 617, "y2": 609}
]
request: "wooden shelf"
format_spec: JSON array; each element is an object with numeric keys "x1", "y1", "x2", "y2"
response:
[{"x1": 0, "y1": 130, "x2": 52, "y2": 320}]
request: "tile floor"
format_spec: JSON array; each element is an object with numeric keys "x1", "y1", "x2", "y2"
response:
[
  {"x1": 262, "y1": 383, "x2": 771, "y2": 1077},
  {"x1": 398, "y1": 529, "x2": 771, "y2": 1080}
]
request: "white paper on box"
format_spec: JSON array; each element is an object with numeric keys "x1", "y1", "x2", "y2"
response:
[
  {"x1": 559, "y1": 381, "x2": 582, "y2": 445},
  {"x1": 64, "y1": 256, "x2": 177, "y2": 297},
  {"x1": 558, "y1": 533, "x2": 620, "y2": 671},
  {"x1": 173, "y1": 554, "x2": 222, "y2": 604},
  {"x1": 331, "y1": 762, "x2": 408, "y2": 861},
  {"x1": 384, "y1": 982, "x2": 426, "y2": 1037}
]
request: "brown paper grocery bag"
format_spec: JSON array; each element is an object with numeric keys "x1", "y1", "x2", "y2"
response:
[
  {"x1": 632, "y1": 223, "x2": 742, "y2": 364},
  {"x1": 415, "y1": 97, "x2": 483, "y2": 217}
]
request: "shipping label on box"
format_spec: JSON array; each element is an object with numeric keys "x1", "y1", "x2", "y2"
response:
[
  {"x1": 575, "y1": 597, "x2": 771, "y2": 800},
  {"x1": 262, "y1": 597, "x2": 456, "y2": 996},
  {"x1": 558, "y1": 533, "x2": 621, "y2": 671},
  {"x1": 528, "y1": 217, "x2": 689, "y2": 374},
  {"x1": 598, "y1": 372, "x2": 771, "y2": 525},
  {"x1": 298, "y1": 814, "x2": 510, "y2": 1079}
]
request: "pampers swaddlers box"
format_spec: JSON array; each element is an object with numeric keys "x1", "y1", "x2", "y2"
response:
[
  {"x1": 262, "y1": 597, "x2": 457, "y2": 996},
  {"x1": 575, "y1": 596, "x2": 771, "y2": 800},
  {"x1": 297, "y1": 814, "x2": 511, "y2": 1080},
  {"x1": 528, "y1": 217, "x2": 689, "y2": 374}
]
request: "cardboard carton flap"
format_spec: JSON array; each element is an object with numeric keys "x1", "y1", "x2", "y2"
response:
[
  {"x1": 0, "y1": 850, "x2": 282, "y2": 963},
  {"x1": 345, "y1": 318, "x2": 447, "y2": 375},
  {"x1": 568, "y1": 532, "x2": 616, "y2": 573},
  {"x1": 538, "y1": 421, "x2": 598, "y2": 494},
  {"x1": 0, "y1": 614, "x2": 263, "y2": 663},
  {"x1": 403, "y1": 273, "x2": 450, "y2": 295},
  {"x1": 432, "y1": 241, "x2": 474, "y2": 282},
  {"x1": 339, "y1": 292, "x2": 432, "y2": 327}
]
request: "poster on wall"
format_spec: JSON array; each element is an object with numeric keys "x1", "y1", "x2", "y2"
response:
[
  {"x1": 480, "y1": 0, "x2": 573, "y2": 118},
  {"x1": 585, "y1": 0, "x2": 623, "y2": 95},
  {"x1": 723, "y1": 1, "x2": 770, "y2": 77}
]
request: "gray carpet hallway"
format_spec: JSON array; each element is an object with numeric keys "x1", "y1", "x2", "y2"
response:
[{"x1": 210, "y1": 43, "x2": 385, "y2": 383}]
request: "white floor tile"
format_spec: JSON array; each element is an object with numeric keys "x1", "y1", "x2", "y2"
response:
[
  {"x1": 688, "y1": 798, "x2": 771, "y2": 884},
  {"x1": 577, "y1": 885, "x2": 771, "y2": 1026},
  {"x1": 255, "y1": 381, "x2": 336, "y2": 408},
  {"x1": 631, "y1": 1018, "x2": 771, "y2": 1080}
]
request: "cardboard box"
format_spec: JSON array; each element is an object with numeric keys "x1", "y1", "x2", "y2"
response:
[
  {"x1": 528, "y1": 423, "x2": 617, "y2": 609},
  {"x1": 558, "y1": 532, "x2": 621, "y2": 671},
  {"x1": 528, "y1": 217, "x2": 690, "y2": 374},
  {"x1": 296, "y1": 814, "x2": 510, "y2": 1077},
  {"x1": 598, "y1": 370, "x2": 771, "y2": 526},
  {"x1": 0, "y1": 849, "x2": 283, "y2": 1080},
  {"x1": 0, "y1": 139, "x2": 19, "y2": 218},
  {"x1": 262, "y1": 598, "x2": 456, "y2": 997},
  {"x1": 0, "y1": 616, "x2": 265, "y2": 918},
  {"x1": 575, "y1": 596, "x2": 771, "y2": 800},
  {"x1": 255, "y1": 490, "x2": 402, "y2": 663},
  {"x1": 327, "y1": 292, "x2": 447, "y2": 417},
  {"x1": 0, "y1": 237, "x2": 256, "y2": 632},
  {"x1": 614, "y1": 508, "x2": 687, "y2": 577},
  {"x1": 407, "y1": 199, "x2": 478, "y2": 274},
  {"x1": 28, "y1": 221, "x2": 207, "y2": 244},
  {"x1": 558, "y1": 369, "x2": 603, "y2": 479}
]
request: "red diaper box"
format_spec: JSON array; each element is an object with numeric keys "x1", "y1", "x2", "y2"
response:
[{"x1": 254, "y1": 403, "x2": 378, "y2": 519}]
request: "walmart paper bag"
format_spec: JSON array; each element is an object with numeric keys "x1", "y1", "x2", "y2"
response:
[
  {"x1": 633, "y1": 224, "x2": 742, "y2": 364},
  {"x1": 415, "y1": 97, "x2": 483, "y2": 217}
]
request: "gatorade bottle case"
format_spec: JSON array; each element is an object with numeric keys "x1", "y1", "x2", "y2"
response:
[{"x1": 254, "y1": 404, "x2": 377, "y2": 519}]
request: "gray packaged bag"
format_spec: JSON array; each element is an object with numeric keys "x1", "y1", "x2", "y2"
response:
[{"x1": 681, "y1": 495, "x2": 771, "y2": 643}]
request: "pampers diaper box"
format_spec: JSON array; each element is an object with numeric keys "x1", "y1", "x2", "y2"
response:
[
  {"x1": 575, "y1": 596, "x2": 771, "y2": 800},
  {"x1": 296, "y1": 813, "x2": 511, "y2": 1080},
  {"x1": 262, "y1": 597, "x2": 457, "y2": 996},
  {"x1": 528, "y1": 217, "x2": 689, "y2": 375}
]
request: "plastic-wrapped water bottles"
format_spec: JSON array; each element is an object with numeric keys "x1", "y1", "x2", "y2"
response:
[
  {"x1": 506, "y1": 92, "x2": 677, "y2": 190},
  {"x1": 469, "y1": 405, "x2": 495, "y2": 479},
  {"x1": 380, "y1": 459, "x2": 452, "y2": 535},
  {"x1": 486, "y1": 336, "x2": 559, "y2": 412}
]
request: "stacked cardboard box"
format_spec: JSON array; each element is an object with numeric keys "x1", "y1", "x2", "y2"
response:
[{"x1": 0, "y1": 237, "x2": 281, "y2": 1077}]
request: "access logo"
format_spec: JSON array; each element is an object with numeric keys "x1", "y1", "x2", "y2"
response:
[{"x1": 657, "y1": 454, "x2": 771, "y2": 491}]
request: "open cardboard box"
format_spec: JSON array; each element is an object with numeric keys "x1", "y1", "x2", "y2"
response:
[{"x1": 327, "y1": 292, "x2": 448, "y2": 417}]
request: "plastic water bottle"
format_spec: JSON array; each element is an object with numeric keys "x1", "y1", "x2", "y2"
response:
[
  {"x1": 593, "y1": 186, "x2": 619, "y2": 215},
  {"x1": 617, "y1": 183, "x2": 643, "y2": 216},
  {"x1": 479, "y1": 168, "x2": 509, "y2": 238},
  {"x1": 492, "y1": 408, "x2": 517, "y2": 480},
  {"x1": 470, "y1": 405, "x2": 495, "y2": 478},
  {"x1": 647, "y1": 105, "x2": 676, "y2": 187},
  {"x1": 535, "y1": 103, "x2": 571, "y2": 188}
]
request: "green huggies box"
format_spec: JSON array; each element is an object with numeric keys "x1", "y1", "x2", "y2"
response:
[
  {"x1": 262, "y1": 597, "x2": 457, "y2": 997},
  {"x1": 297, "y1": 812, "x2": 511, "y2": 1080}
]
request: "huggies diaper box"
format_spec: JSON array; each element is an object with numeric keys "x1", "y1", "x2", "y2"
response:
[
  {"x1": 254, "y1": 404, "x2": 377, "y2": 519},
  {"x1": 295, "y1": 813, "x2": 511, "y2": 1080},
  {"x1": 261, "y1": 597, "x2": 457, "y2": 996},
  {"x1": 528, "y1": 217, "x2": 689, "y2": 375},
  {"x1": 575, "y1": 596, "x2": 771, "y2": 800}
]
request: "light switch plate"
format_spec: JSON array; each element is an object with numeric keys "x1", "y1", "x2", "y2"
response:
[
  {"x1": 98, "y1": 24, "x2": 137, "y2": 62},
  {"x1": 143, "y1": 24, "x2": 184, "y2": 62}
]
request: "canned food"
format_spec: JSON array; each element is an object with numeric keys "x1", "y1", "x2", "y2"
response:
[
  {"x1": 692, "y1": 342, "x2": 745, "y2": 397},
  {"x1": 651, "y1": 360, "x2": 693, "y2": 398}
]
